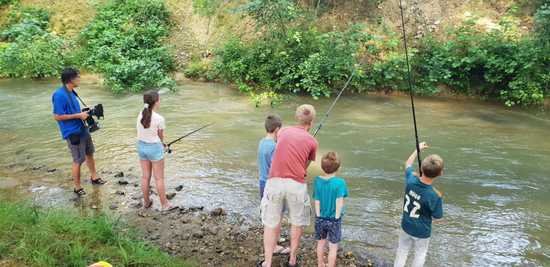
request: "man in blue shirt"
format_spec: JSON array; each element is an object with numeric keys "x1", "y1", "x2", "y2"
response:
[
  {"x1": 394, "y1": 142, "x2": 443, "y2": 267},
  {"x1": 52, "y1": 68, "x2": 106, "y2": 196}
]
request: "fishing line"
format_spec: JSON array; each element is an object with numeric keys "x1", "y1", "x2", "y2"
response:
[
  {"x1": 312, "y1": 72, "x2": 355, "y2": 137},
  {"x1": 166, "y1": 123, "x2": 214, "y2": 154},
  {"x1": 398, "y1": 0, "x2": 423, "y2": 174}
]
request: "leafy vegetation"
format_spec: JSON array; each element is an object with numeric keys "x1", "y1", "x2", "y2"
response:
[
  {"x1": 79, "y1": 0, "x2": 175, "y2": 93},
  {"x1": 0, "y1": 6, "x2": 69, "y2": 78},
  {"x1": 204, "y1": 0, "x2": 550, "y2": 106},
  {"x1": 0, "y1": 201, "x2": 192, "y2": 267}
]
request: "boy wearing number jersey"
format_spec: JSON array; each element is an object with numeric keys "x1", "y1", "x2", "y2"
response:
[{"x1": 394, "y1": 142, "x2": 443, "y2": 267}]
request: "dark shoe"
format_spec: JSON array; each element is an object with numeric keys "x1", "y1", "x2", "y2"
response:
[
  {"x1": 91, "y1": 177, "x2": 107, "y2": 185},
  {"x1": 144, "y1": 199, "x2": 153, "y2": 209},
  {"x1": 256, "y1": 260, "x2": 265, "y2": 267},
  {"x1": 74, "y1": 188, "x2": 86, "y2": 196}
]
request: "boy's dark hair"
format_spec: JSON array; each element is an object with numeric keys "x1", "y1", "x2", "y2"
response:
[
  {"x1": 61, "y1": 68, "x2": 80, "y2": 85},
  {"x1": 421, "y1": 154, "x2": 444, "y2": 178},
  {"x1": 265, "y1": 114, "x2": 282, "y2": 133},
  {"x1": 321, "y1": 152, "x2": 341, "y2": 174}
]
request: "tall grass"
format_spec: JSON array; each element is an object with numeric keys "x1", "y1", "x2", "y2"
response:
[{"x1": 0, "y1": 201, "x2": 192, "y2": 267}]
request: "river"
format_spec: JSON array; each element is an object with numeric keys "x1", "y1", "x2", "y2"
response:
[{"x1": 1, "y1": 78, "x2": 549, "y2": 266}]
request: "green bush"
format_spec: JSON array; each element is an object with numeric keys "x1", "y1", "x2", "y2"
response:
[
  {"x1": 79, "y1": 0, "x2": 175, "y2": 93},
  {"x1": 215, "y1": 25, "x2": 370, "y2": 99},
  {"x1": 0, "y1": 201, "x2": 191, "y2": 267},
  {"x1": 183, "y1": 59, "x2": 215, "y2": 80},
  {"x1": 0, "y1": 6, "x2": 69, "y2": 79},
  {"x1": 0, "y1": 33, "x2": 67, "y2": 78}
]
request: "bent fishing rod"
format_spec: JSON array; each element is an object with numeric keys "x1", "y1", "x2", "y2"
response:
[
  {"x1": 312, "y1": 71, "x2": 355, "y2": 137},
  {"x1": 398, "y1": 0, "x2": 423, "y2": 174},
  {"x1": 166, "y1": 123, "x2": 214, "y2": 154}
]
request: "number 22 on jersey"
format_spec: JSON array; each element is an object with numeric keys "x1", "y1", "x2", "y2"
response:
[{"x1": 404, "y1": 194, "x2": 421, "y2": 218}]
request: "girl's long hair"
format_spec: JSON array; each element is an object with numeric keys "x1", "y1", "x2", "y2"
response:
[{"x1": 141, "y1": 91, "x2": 159, "y2": 129}]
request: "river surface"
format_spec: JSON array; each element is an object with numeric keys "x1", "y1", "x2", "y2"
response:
[{"x1": 1, "y1": 78, "x2": 549, "y2": 266}]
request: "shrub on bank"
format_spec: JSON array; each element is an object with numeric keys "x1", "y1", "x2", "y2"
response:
[
  {"x1": 0, "y1": 6, "x2": 69, "y2": 78},
  {"x1": 0, "y1": 201, "x2": 191, "y2": 267},
  {"x1": 78, "y1": 0, "x2": 175, "y2": 93}
]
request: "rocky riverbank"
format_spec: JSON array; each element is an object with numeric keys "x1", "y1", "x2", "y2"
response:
[{"x1": 109, "y1": 171, "x2": 387, "y2": 267}]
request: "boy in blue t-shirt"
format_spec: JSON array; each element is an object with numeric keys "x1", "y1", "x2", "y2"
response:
[
  {"x1": 314, "y1": 152, "x2": 348, "y2": 267},
  {"x1": 394, "y1": 142, "x2": 443, "y2": 267},
  {"x1": 257, "y1": 114, "x2": 282, "y2": 199}
]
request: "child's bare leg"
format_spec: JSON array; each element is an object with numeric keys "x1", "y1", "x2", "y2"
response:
[
  {"x1": 328, "y1": 242, "x2": 338, "y2": 267},
  {"x1": 152, "y1": 159, "x2": 169, "y2": 208},
  {"x1": 140, "y1": 160, "x2": 152, "y2": 205},
  {"x1": 316, "y1": 239, "x2": 327, "y2": 267}
]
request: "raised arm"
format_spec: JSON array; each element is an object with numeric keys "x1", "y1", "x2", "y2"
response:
[{"x1": 405, "y1": 142, "x2": 429, "y2": 169}]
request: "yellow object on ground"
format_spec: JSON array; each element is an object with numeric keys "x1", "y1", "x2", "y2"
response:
[{"x1": 88, "y1": 261, "x2": 112, "y2": 267}]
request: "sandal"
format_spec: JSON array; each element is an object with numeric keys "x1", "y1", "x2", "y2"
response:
[
  {"x1": 91, "y1": 177, "x2": 107, "y2": 185},
  {"x1": 74, "y1": 188, "x2": 86, "y2": 196},
  {"x1": 256, "y1": 260, "x2": 266, "y2": 267},
  {"x1": 144, "y1": 199, "x2": 153, "y2": 209}
]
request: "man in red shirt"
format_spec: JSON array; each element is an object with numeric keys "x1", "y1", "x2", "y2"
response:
[{"x1": 260, "y1": 104, "x2": 318, "y2": 267}]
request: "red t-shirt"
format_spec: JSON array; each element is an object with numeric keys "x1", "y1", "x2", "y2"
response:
[{"x1": 269, "y1": 126, "x2": 318, "y2": 183}]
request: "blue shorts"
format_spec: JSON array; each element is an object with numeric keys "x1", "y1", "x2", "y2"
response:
[
  {"x1": 315, "y1": 217, "x2": 342, "y2": 244},
  {"x1": 137, "y1": 141, "x2": 164, "y2": 161}
]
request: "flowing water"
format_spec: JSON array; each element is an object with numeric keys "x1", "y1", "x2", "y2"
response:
[{"x1": 1, "y1": 78, "x2": 549, "y2": 266}]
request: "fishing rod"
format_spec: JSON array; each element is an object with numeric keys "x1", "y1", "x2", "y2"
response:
[
  {"x1": 312, "y1": 72, "x2": 355, "y2": 137},
  {"x1": 166, "y1": 123, "x2": 214, "y2": 154},
  {"x1": 398, "y1": 0, "x2": 423, "y2": 175}
]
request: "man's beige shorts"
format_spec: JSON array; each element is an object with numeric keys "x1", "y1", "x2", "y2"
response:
[{"x1": 261, "y1": 177, "x2": 311, "y2": 228}]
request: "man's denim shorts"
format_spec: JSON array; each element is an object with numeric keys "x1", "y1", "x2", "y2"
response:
[{"x1": 137, "y1": 141, "x2": 164, "y2": 161}]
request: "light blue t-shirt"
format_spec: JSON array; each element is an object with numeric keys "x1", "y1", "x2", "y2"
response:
[
  {"x1": 401, "y1": 166, "x2": 443, "y2": 238},
  {"x1": 313, "y1": 176, "x2": 348, "y2": 218},
  {"x1": 257, "y1": 137, "x2": 276, "y2": 182}
]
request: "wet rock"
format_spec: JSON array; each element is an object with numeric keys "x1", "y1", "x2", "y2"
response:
[
  {"x1": 46, "y1": 168, "x2": 57, "y2": 173},
  {"x1": 132, "y1": 202, "x2": 143, "y2": 209},
  {"x1": 109, "y1": 204, "x2": 118, "y2": 210},
  {"x1": 118, "y1": 180, "x2": 129, "y2": 185},
  {"x1": 150, "y1": 234, "x2": 160, "y2": 240},
  {"x1": 166, "y1": 192, "x2": 176, "y2": 200},
  {"x1": 192, "y1": 230, "x2": 204, "y2": 239},
  {"x1": 189, "y1": 206, "x2": 204, "y2": 212},
  {"x1": 210, "y1": 208, "x2": 226, "y2": 217},
  {"x1": 115, "y1": 190, "x2": 125, "y2": 196},
  {"x1": 208, "y1": 227, "x2": 219, "y2": 235},
  {"x1": 114, "y1": 171, "x2": 124, "y2": 178},
  {"x1": 345, "y1": 251, "x2": 354, "y2": 259},
  {"x1": 32, "y1": 165, "x2": 44, "y2": 171},
  {"x1": 175, "y1": 185, "x2": 183, "y2": 191},
  {"x1": 91, "y1": 205, "x2": 98, "y2": 209}
]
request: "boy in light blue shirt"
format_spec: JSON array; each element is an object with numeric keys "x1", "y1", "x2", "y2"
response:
[
  {"x1": 313, "y1": 151, "x2": 348, "y2": 267},
  {"x1": 394, "y1": 142, "x2": 444, "y2": 267},
  {"x1": 257, "y1": 114, "x2": 282, "y2": 199}
]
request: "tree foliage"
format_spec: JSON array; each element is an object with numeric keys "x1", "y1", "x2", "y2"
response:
[{"x1": 79, "y1": 0, "x2": 175, "y2": 93}]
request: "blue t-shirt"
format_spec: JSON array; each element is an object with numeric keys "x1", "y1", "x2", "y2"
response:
[
  {"x1": 401, "y1": 166, "x2": 443, "y2": 238},
  {"x1": 257, "y1": 137, "x2": 276, "y2": 182},
  {"x1": 313, "y1": 176, "x2": 348, "y2": 219},
  {"x1": 52, "y1": 86, "x2": 84, "y2": 139}
]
